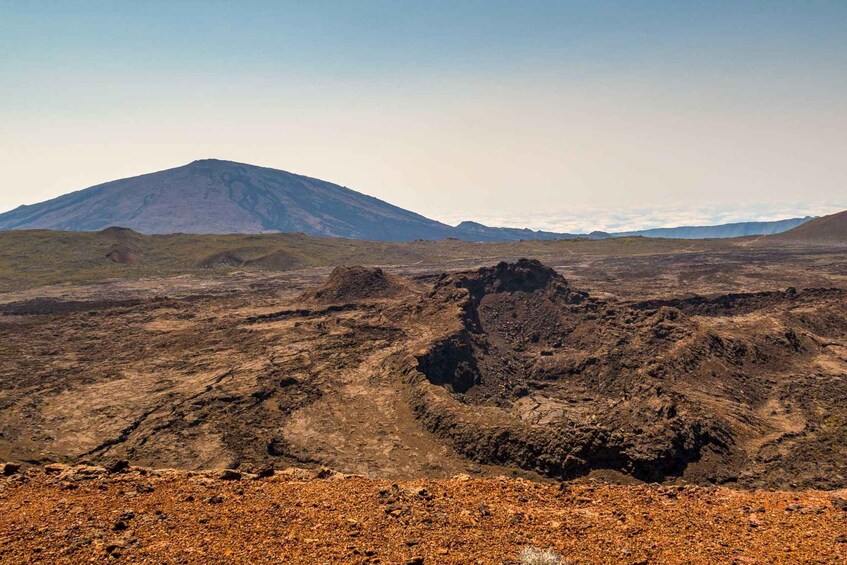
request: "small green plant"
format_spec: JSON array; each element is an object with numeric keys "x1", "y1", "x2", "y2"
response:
[{"x1": 518, "y1": 545, "x2": 563, "y2": 565}]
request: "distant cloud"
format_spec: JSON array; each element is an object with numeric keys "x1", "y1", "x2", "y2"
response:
[{"x1": 430, "y1": 202, "x2": 847, "y2": 234}]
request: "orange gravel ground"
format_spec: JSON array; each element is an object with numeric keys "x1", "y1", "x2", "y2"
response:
[{"x1": 1, "y1": 466, "x2": 846, "y2": 564}]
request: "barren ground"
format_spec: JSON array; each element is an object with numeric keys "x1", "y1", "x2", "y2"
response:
[
  {"x1": 1, "y1": 239, "x2": 846, "y2": 562},
  {"x1": 1, "y1": 465, "x2": 846, "y2": 564},
  {"x1": 2, "y1": 244, "x2": 846, "y2": 487}
]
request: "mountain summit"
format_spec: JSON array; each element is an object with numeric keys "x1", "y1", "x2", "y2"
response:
[{"x1": 0, "y1": 159, "x2": 456, "y2": 240}]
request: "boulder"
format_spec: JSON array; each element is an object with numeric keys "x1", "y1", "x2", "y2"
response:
[
  {"x1": 219, "y1": 469, "x2": 242, "y2": 481},
  {"x1": 1, "y1": 462, "x2": 21, "y2": 476}
]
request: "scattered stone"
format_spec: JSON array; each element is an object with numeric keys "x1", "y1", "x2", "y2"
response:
[
  {"x1": 315, "y1": 467, "x2": 336, "y2": 479},
  {"x1": 384, "y1": 504, "x2": 408, "y2": 517},
  {"x1": 207, "y1": 495, "x2": 224, "y2": 504},
  {"x1": 219, "y1": 469, "x2": 242, "y2": 481},
  {"x1": 44, "y1": 463, "x2": 67, "y2": 475},
  {"x1": 112, "y1": 520, "x2": 128, "y2": 532},
  {"x1": 1, "y1": 462, "x2": 20, "y2": 476},
  {"x1": 106, "y1": 460, "x2": 130, "y2": 474},
  {"x1": 403, "y1": 486, "x2": 433, "y2": 500},
  {"x1": 831, "y1": 497, "x2": 847, "y2": 511},
  {"x1": 104, "y1": 543, "x2": 123, "y2": 558},
  {"x1": 254, "y1": 465, "x2": 275, "y2": 479},
  {"x1": 280, "y1": 467, "x2": 317, "y2": 480},
  {"x1": 58, "y1": 465, "x2": 108, "y2": 481},
  {"x1": 405, "y1": 558, "x2": 424, "y2": 565}
]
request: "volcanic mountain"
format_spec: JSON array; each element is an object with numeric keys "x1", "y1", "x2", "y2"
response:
[
  {"x1": 0, "y1": 159, "x2": 463, "y2": 240},
  {"x1": 0, "y1": 159, "x2": 601, "y2": 242}
]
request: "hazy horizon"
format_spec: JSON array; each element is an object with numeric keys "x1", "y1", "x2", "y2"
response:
[
  {"x1": 2, "y1": 1, "x2": 846, "y2": 231},
  {"x1": 2, "y1": 156, "x2": 844, "y2": 234}
]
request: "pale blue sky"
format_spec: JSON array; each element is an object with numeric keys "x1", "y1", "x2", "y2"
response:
[{"x1": 2, "y1": 1, "x2": 846, "y2": 230}]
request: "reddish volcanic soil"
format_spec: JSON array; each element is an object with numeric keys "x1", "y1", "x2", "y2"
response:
[{"x1": 1, "y1": 465, "x2": 846, "y2": 564}]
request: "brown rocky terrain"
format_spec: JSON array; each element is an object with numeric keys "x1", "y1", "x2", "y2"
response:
[
  {"x1": 2, "y1": 238, "x2": 847, "y2": 562},
  {"x1": 411, "y1": 260, "x2": 847, "y2": 488},
  {"x1": 1, "y1": 252, "x2": 846, "y2": 489},
  {"x1": 1, "y1": 464, "x2": 846, "y2": 564}
]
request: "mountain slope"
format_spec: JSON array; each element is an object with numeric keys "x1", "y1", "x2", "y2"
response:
[
  {"x1": 768, "y1": 210, "x2": 847, "y2": 242},
  {"x1": 0, "y1": 159, "x2": 456, "y2": 241},
  {"x1": 614, "y1": 217, "x2": 812, "y2": 239}
]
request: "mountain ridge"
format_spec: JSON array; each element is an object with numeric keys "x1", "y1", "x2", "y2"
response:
[
  {"x1": 0, "y1": 159, "x2": 818, "y2": 242},
  {"x1": 613, "y1": 217, "x2": 814, "y2": 239}
]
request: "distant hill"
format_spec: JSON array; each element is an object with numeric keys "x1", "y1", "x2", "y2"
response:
[
  {"x1": 0, "y1": 159, "x2": 816, "y2": 241},
  {"x1": 768, "y1": 210, "x2": 847, "y2": 243},
  {"x1": 613, "y1": 217, "x2": 812, "y2": 239},
  {"x1": 452, "y1": 221, "x2": 609, "y2": 242}
]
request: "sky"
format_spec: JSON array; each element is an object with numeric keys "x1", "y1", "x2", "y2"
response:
[{"x1": 1, "y1": 0, "x2": 846, "y2": 232}]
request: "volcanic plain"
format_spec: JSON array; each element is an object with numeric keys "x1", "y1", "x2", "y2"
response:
[{"x1": 1, "y1": 232, "x2": 847, "y2": 562}]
